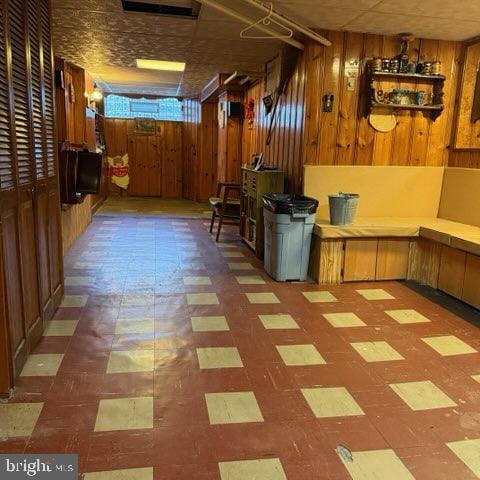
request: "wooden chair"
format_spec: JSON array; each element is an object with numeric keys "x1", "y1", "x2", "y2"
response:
[{"x1": 209, "y1": 182, "x2": 241, "y2": 242}]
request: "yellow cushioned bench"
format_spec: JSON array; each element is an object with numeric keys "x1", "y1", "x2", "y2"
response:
[{"x1": 303, "y1": 166, "x2": 480, "y2": 290}]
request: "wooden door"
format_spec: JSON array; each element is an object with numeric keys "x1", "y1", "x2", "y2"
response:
[
  {"x1": 160, "y1": 122, "x2": 182, "y2": 198},
  {"x1": 127, "y1": 134, "x2": 161, "y2": 196},
  {"x1": 40, "y1": 0, "x2": 63, "y2": 307},
  {"x1": 0, "y1": 0, "x2": 63, "y2": 390}
]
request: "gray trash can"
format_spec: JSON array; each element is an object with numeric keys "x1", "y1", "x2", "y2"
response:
[
  {"x1": 263, "y1": 194, "x2": 319, "y2": 282},
  {"x1": 328, "y1": 193, "x2": 359, "y2": 225}
]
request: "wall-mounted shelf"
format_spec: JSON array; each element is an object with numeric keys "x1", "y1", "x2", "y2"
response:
[
  {"x1": 370, "y1": 102, "x2": 444, "y2": 112},
  {"x1": 370, "y1": 71, "x2": 445, "y2": 81},
  {"x1": 366, "y1": 68, "x2": 446, "y2": 121}
]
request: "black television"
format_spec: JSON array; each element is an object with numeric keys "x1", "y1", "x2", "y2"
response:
[{"x1": 76, "y1": 150, "x2": 102, "y2": 194}]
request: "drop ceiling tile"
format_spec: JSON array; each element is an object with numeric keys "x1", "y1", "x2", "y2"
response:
[
  {"x1": 344, "y1": 11, "x2": 480, "y2": 40},
  {"x1": 375, "y1": 0, "x2": 480, "y2": 22}
]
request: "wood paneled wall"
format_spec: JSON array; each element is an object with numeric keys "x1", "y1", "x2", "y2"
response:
[
  {"x1": 243, "y1": 52, "x2": 307, "y2": 193},
  {"x1": 182, "y1": 99, "x2": 218, "y2": 202},
  {"x1": 55, "y1": 60, "x2": 102, "y2": 253},
  {"x1": 218, "y1": 91, "x2": 244, "y2": 185},
  {"x1": 303, "y1": 33, "x2": 462, "y2": 167},
  {"x1": 242, "y1": 32, "x2": 480, "y2": 190},
  {"x1": 104, "y1": 118, "x2": 184, "y2": 198}
]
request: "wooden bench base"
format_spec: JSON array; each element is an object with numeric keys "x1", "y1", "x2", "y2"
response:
[{"x1": 309, "y1": 235, "x2": 480, "y2": 310}]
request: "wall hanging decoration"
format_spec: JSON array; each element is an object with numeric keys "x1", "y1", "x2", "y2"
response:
[
  {"x1": 107, "y1": 154, "x2": 130, "y2": 190},
  {"x1": 134, "y1": 117, "x2": 155, "y2": 134},
  {"x1": 245, "y1": 98, "x2": 255, "y2": 129},
  {"x1": 368, "y1": 113, "x2": 397, "y2": 133}
]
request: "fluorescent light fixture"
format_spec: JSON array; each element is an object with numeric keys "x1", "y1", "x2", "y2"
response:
[{"x1": 136, "y1": 59, "x2": 186, "y2": 72}]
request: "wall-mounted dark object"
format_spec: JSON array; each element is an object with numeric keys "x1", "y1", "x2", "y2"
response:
[
  {"x1": 59, "y1": 145, "x2": 102, "y2": 204},
  {"x1": 227, "y1": 101, "x2": 244, "y2": 118},
  {"x1": 77, "y1": 150, "x2": 102, "y2": 194},
  {"x1": 55, "y1": 68, "x2": 64, "y2": 89},
  {"x1": 263, "y1": 94, "x2": 274, "y2": 115},
  {"x1": 323, "y1": 93, "x2": 334, "y2": 112},
  {"x1": 59, "y1": 149, "x2": 84, "y2": 205}
]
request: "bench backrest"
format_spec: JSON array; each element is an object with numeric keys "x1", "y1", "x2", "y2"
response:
[
  {"x1": 438, "y1": 167, "x2": 480, "y2": 227},
  {"x1": 303, "y1": 165, "x2": 445, "y2": 219}
]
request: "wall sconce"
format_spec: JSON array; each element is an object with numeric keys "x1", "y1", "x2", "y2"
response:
[{"x1": 90, "y1": 84, "x2": 103, "y2": 102}]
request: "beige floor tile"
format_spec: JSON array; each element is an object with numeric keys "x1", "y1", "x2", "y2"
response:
[
  {"x1": 20, "y1": 354, "x2": 64, "y2": 376},
  {"x1": 422, "y1": 335, "x2": 477, "y2": 356},
  {"x1": 83, "y1": 467, "x2": 153, "y2": 480},
  {"x1": 301, "y1": 387, "x2": 364, "y2": 418},
  {"x1": 172, "y1": 221, "x2": 188, "y2": 226},
  {"x1": 191, "y1": 316, "x2": 229, "y2": 332},
  {"x1": 340, "y1": 449, "x2": 414, "y2": 480},
  {"x1": 389, "y1": 380, "x2": 457, "y2": 411},
  {"x1": 74, "y1": 261, "x2": 98, "y2": 269},
  {"x1": 447, "y1": 438, "x2": 480, "y2": 478},
  {"x1": 94, "y1": 397, "x2": 153, "y2": 432},
  {"x1": 187, "y1": 293, "x2": 219, "y2": 305},
  {"x1": 43, "y1": 320, "x2": 78, "y2": 336},
  {"x1": 357, "y1": 289, "x2": 395, "y2": 300},
  {"x1": 115, "y1": 318, "x2": 154, "y2": 335},
  {"x1": 351, "y1": 341, "x2": 404, "y2": 362},
  {"x1": 228, "y1": 262, "x2": 255, "y2": 271},
  {"x1": 219, "y1": 458, "x2": 287, "y2": 480},
  {"x1": 121, "y1": 294, "x2": 155, "y2": 307},
  {"x1": 323, "y1": 312, "x2": 366, "y2": 328},
  {"x1": 89, "y1": 241, "x2": 111, "y2": 247},
  {"x1": 235, "y1": 276, "x2": 265, "y2": 285},
  {"x1": 107, "y1": 350, "x2": 154, "y2": 373},
  {"x1": 185, "y1": 262, "x2": 206, "y2": 270},
  {"x1": 197, "y1": 347, "x2": 243, "y2": 369},
  {"x1": 65, "y1": 276, "x2": 96, "y2": 286},
  {"x1": 183, "y1": 276, "x2": 212, "y2": 286},
  {"x1": 276, "y1": 344, "x2": 326, "y2": 366},
  {"x1": 0, "y1": 403, "x2": 43, "y2": 437},
  {"x1": 217, "y1": 243, "x2": 238, "y2": 249},
  {"x1": 302, "y1": 291, "x2": 338, "y2": 303},
  {"x1": 259, "y1": 314, "x2": 299, "y2": 330},
  {"x1": 60, "y1": 295, "x2": 89, "y2": 307},
  {"x1": 173, "y1": 227, "x2": 191, "y2": 232},
  {"x1": 385, "y1": 309, "x2": 431, "y2": 324},
  {"x1": 246, "y1": 292, "x2": 280, "y2": 304},
  {"x1": 222, "y1": 251, "x2": 244, "y2": 258},
  {"x1": 205, "y1": 392, "x2": 264, "y2": 424},
  {"x1": 103, "y1": 221, "x2": 121, "y2": 225}
]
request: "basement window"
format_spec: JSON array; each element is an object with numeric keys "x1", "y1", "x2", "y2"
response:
[{"x1": 105, "y1": 95, "x2": 182, "y2": 121}]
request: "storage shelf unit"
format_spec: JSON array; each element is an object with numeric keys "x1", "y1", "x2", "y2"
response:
[
  {"x1": 366, "y1": 69, "x2": 446, "y2": 121},
  {"x1": 241, "y1": 167, "x2": 284, "y2": 258}
]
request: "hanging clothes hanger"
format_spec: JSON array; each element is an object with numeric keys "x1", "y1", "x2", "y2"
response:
[{"x1": 240, "y1": 2, "x2": 293, "y2": 41}]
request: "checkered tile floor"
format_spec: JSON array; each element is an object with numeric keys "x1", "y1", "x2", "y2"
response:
[{"x1": 2, "y1": 217, "x2": 480, "y2": 479}]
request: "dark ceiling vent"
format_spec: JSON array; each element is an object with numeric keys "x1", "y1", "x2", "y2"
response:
[{"x1": 121, "y1": 1, "x2": 198, "y2": 18}]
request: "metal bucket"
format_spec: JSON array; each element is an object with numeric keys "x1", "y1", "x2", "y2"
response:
[{"x1": 328, "y1": 193, "x2": 360, "y2": 225}]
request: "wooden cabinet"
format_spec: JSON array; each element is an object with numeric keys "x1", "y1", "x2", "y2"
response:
[
  {"x1": 343, "y1": 238, "x2": 411, "y2": 282},
  {"x1": 0, "y1": 0, "x2": 63, "y2": 395},
  {"x1": 344, "y1": 239, "x2": 378, "y2": 281},
  {"x1": 376, "y1": 239, "x2": 410, "y2": 280},
  {"x1": 438, "y1": 245, "x2": 467, "y2": 299},
  {"x1": 462, "y1": 254, "x2": 480, "y2": 309},
  {"x1": 240, "y1": 167, "x2": 284, "y2": 258}
]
